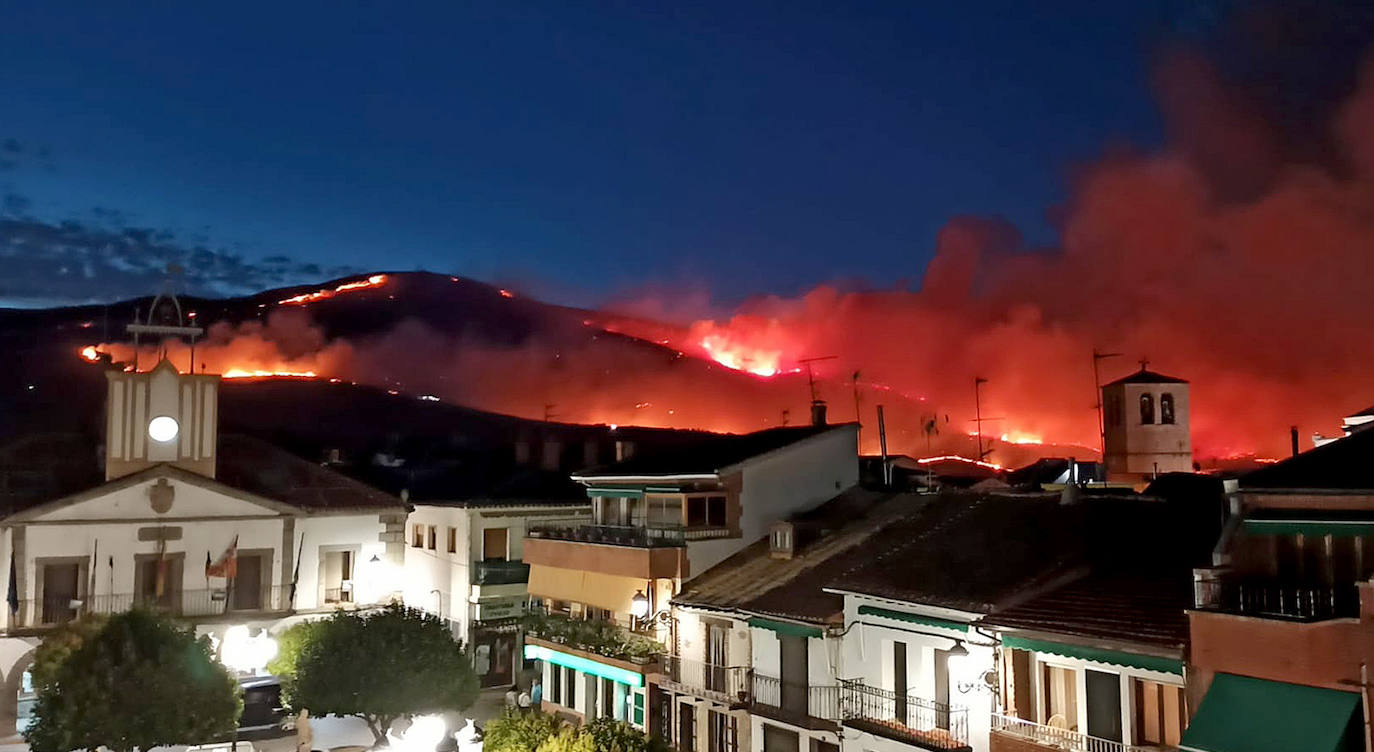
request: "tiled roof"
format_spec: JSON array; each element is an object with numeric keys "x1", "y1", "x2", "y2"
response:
[
  {"x1": 0, "y1": 431, "x2": 404, "y2": 516},
  {"x1": 674, "y1": 488, "x2": 919, "y2": 623},
  {"x1": 828, "y1": 493, "x2": 1172, "y2": 614},
  {"x1": 981, "y1": 570, "x2": 1193, "y2": 651},
  {"x1": 1240, "y1": 425, "x2": 1374, "y2": 490},
  {"x1": 575, "y1": 425, "x2": 847, "y2": 479},
  {"x1": 1103, "y1": 368, "x2": 1188, "y2": 387}
]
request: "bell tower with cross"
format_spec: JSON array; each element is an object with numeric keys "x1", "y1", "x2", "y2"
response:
[
  {"x1": 1100, "y1": 358, "x2": 1192, "y2": 487},
  {"x1": 104, "y1": 267, "x2": 223, "y2": 481}
]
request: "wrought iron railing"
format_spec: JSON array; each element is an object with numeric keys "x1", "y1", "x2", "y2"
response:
[
  {"x1": 528, "y1": 519, "x2": 686, "y2": 547},
  {"x1": 473, "y1": 559, "x2": 532, "y2": 585},
  {"x1": 839, "y1": 680, "x2": 968, "y2": 751},
  {"x1": 662, "y1": 655, "x2": 750, "y2": 703},
  {"x1": 1194, "y1": 577, "x2": 1359, "y2": 621},
  {"x1": 17, "y1": 585, "x2": 293, "y2": 628},
  {"x1": 751, "y1": 673, "x2": 841, "y2": 723},
  {"x1": 990, "y1": 714, "x2": 1164, "y2": 752}
]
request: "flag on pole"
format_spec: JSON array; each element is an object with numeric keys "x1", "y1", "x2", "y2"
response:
[
  {"x1": 6, "y1": 551, "x2": 17, "y2": 615},
  {"x1": 206, "y1": 535, "x2": 238, "y2": 579}
]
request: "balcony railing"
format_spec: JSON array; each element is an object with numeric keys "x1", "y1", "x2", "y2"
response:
[
  {"x1": 839, "y1": 680, "x2": 969, "y2": 751},
  {"x1": 662, "y1": 656, "x2": 750, "y2": 705},
  {"x1": 990, "y1": 714, "x2": 1164, "y2": 752},
  {"x1": 17, "y1": 585, "x2": 293, "y2": 628},
  {"x1": 473, "y1": 559, "x2": 532, "y2": 586},
  {"x1": 751, "y1": 673, "x2": 841, "y2": 725},
  {"x1": 1194, "y1": 577, "x2": 1360, "y2": 622},
  {"x1": 528, "y1": 519, "x2": 686, "y2": 548}
]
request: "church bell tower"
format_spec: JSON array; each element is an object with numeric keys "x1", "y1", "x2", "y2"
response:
[{"x1": 104, "y1": 274, "x2": 221, "y2": 481}]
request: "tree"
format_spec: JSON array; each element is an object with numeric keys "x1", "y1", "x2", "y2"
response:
[
  {"x1": 291, "y1": 603, "x2": 479, "y2": 744},
  {"x1": 583, "y1": 719, "x2": 673, "y2": 752},
  {"x1": 537, "y1": 727, "x2": 595, "y2": 752},
  {"x1": 28, "y1": 613, "x2": 108, "y2": 692},
  {"x1": 25, "y1": 609, "x2": 241, "y2": 752},
  {"x1": 485, "y1": 709, "x2": 565, "y2": 752},
  {"x1": 265, "y1": 618, "x2": 325, "y2": 709}
]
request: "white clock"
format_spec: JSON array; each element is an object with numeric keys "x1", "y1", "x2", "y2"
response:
[{"x1": 148, "y1": 415, "x2": 180, "y2": 443}]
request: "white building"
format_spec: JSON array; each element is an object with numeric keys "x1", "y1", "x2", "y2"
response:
[
  {"x1": 402, "y1": 499, "x2": 590, "y2": 687},
  {"x1": 1100, "y1": 367, "x2": 1191, "y2": 486},
  {"x1": 0, "y1": 354, "x2": 406, "y2": 735}
]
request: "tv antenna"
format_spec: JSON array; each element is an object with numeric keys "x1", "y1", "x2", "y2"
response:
[
  {"x1": 970, "y1": 377, "x2": 1003, "y2": 462},
  {"x1": 797, "y1": 354, "x2": 838, "y2": 402},
  {"x1": 1092, "y1": 349, "x2": 1122, "y2": 458}
]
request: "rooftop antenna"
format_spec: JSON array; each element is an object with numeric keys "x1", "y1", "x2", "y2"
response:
[
  {"x1": 970, "y1": 377, "x2": 1003, "y2": 462},
  {"x1": 1092, "y1": 349, "x2": 1122, "y2": 459},
  {"x1": 851, "y1": 371, "x2": 862, "y2": 448},
  {"x1": 797, "y1": 355, "x2": 838, "y2": 403},
  {"x1": 126, "y1": 264, "x2": 202, "y2": 373},
  {"x1": 543, "y1": 403, "x2": 557, "y2": 423}
]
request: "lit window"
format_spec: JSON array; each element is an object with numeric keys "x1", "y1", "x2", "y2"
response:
[
  {"x1": 412, "y1": 525, "x2": 424, "y2": 548},
  {"x1": 447, "y1": 527, "x2": 457, "y2": 554},
  {"x1": 427, "y1": 526, "x2": 437, "y2": 550},
  {"x1": 1139, "y1": 393, "x2": 1155, "y2": 425},
  {"x1": 1160, "y1": 393, "x2": 1175, "y2": 425}
]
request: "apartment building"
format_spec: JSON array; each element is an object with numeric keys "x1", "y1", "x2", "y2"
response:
[
  {"x1": 1184, "y1": 429, "x2": 1373, "y2": 752},
  {"x1": 523, "y1": 422, "x2": 860, "y2": 729}
]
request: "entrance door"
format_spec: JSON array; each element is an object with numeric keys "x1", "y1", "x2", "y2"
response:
[
  {"x1": 137, "y1": 557, "x2": 184, "y2": 612},
  {"x1": 679, "y1": 703, "x2": 696, "y2": 752},
  {"x1": 1085, "y1": 669, "x2": 1123, "y2": 742},
  {"x1": 40, "y1": 563, "x2": 80, "y2": 625},
  {"x1": 231, "y1": 554, "x2": 263, "y2": 611}
]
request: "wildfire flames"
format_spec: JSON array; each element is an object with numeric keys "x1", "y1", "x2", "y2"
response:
[
  {"x1": 67, "y1": 51, "x2": 1374, "y2": 465},
  {"x1": 278, "y1": 274, "x2": 388, "y2": 305}
]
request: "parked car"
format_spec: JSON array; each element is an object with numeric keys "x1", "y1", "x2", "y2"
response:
[{"x1": 238, "y1": 676, "x2": 289, "y2": 735}]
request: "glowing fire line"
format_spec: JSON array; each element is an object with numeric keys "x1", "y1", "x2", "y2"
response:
[{"x1": 278, "y1": 274, "x2": 387, "y2": 305}]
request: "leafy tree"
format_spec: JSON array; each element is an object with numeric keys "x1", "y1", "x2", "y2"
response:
[
  {"x1": 485, "y1": 709, "x2": 565, "y2": 752},
  {"x1": 292, "y1": 603, "x2": 478, "y2": 744},
  {"x1": 25, "y1": 609, "x2": 241, "y2": 752},
  {"x1": 583, "y1": 719, "x2": 673, "y2": 752},
  {"x1": 537, "y1": 727, "x2": 595, "y2": 752},
  {"x1": 28, "y1": 613, "x2": 108, "y2": 692},
  {"x1": 265, "y1": 619, "x2": 324, "y2": 708}
]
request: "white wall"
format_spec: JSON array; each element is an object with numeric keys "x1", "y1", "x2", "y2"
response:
[
  {"x1": 401, "y1": 506, "x2": 471, "y2": 627},
  {"x1": 295, "y1": 513, "x2": 390, "y2": 610},
  {"x1": 690, "y1": 426, "x2": 858, "y2": 574}
]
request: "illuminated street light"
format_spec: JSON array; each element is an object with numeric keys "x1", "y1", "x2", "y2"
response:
[
  {"x1": 630, "y1": 590, "x2": 649, "y2": 619},
  {"x1": 220, "y1": 625, "x2": 278, "y2": 675}
]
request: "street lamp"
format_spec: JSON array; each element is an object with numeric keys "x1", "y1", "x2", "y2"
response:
[{"x1": 630, "y1": 590, "x2": 650, "y2": 619}]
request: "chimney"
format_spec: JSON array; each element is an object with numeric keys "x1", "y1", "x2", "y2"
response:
[
  {"x1": 1290, "y1": 426, "x2": 1300, "y2": 457},
  {"x1": 810, "y1": 400, "x2": 828, "y2": 427}
]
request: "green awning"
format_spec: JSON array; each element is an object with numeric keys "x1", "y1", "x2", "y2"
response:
[
  {"x1": 1181, "y1": 673, "x2": 1361, "y2": 752},
  {"x1": 857, "y1": 605, "x2": 969, "y2": 633},
  {"x1": 585, "y1": 487, "x2": 645, "y2": 499},
  {"x1": 1001, "y1": 635, "x2": 1183, "y2": 675},
  {"x1": 1242, "y1": 518, "x2": 1374, "y2": 537},
  {"x1": 523, "y1": 644, "x2": 644, "y2": 687},
  {"x1": 747, "y1": 617, "x2": 823, "y2": 638}
]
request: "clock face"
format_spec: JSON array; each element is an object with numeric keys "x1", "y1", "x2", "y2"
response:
[{"x1": 148, "y1": 415, "x2": 180, "y2": 443}]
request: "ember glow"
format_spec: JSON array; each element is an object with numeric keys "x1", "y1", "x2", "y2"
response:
[
  {"x1": 79, "y1": 346, "x2": 99, "y2": 361},
  {"x1": 222, "y1": 369, "x2": 319, "y2": 379},
  {"x1": 278, "y1": 274, "x2": 388, "y2": 305}
]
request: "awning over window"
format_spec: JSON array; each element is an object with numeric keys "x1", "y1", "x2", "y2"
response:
[
  {"x1": 857, "y1": 605, "x2": 969, "y2": 633},
  {"x1": 1000, "y1": 635, "x2": 1183, "y2": 675},
  {"x1": 1242, "y1": 518, "x2": 1374, "y2": 537},
  {"x1": 747, "y1": 617, "x2": 823, "y2": 638},
  {"x1": 1180, "y1": 673, "x2": 1361, "y2": 752},
  {"x1": 526, "y1": 564, "x2": 645, "y2": 614},
  {"x1": 585, "y1": 487, "x2": 645, "y2": 499}
]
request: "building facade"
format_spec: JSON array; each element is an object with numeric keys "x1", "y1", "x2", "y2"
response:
[{"x1": 1101, "y1": 368, "x2": 1191, "y2": 486}]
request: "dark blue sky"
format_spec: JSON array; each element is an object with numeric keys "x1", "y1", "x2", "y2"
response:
[{"x1": 1, "y1": 2, "x2": 1199, "y2": 307}]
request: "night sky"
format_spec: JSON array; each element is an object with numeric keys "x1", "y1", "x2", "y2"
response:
[{"x1": 0, "y1": 2, "x2": 1284, "y2": 307}]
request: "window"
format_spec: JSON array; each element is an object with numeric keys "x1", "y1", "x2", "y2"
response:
[
  {"x1": 1139, "y1": 393, "x2": 1155, "y2": 425},
  {"x1": 549, "y1": 662, "x2": 562, "y2": 704},
  {"x1": 484, "y1": 527, "x2": 509, "y2": 561},
  {"x1": 447, "y1": 527, "x2": 457, "y2": 554},
  {"x1": 761, "y1": 725, "x2": 799, "y2": 752},
  {"x1": 427, "y1": 526, "x2": 437, "y2": 550},
  {"x1": 564, "y1": 666, "x2": 577, "y2": 708},
  {"x1": 708, "y1": 710, "x2": 734, "y2": 752},
  {"x1": 601, "y1": 677, "x2": 616, "y2": 719},
  {"x1": 1134, "y1": 679, "x2": 1186, "y2": 747},
  {"x1": 1160, "y1": 393, "x2": 1175, "y2": 424},
  {"x1": 1042, "y1": 664, "x2": 1079, "y2": 731},
  {"x1": 679, "y1": 704, "x2": 696, "y2": 752},
  {"x1": 412, "y1": 524, "x2": 424, "y2": 548},
  {"x1": 770, "y1": 528, "x2": 791, "y2": 552},
  {"x1": 686, "y1": 496, "x2": 728, "y2": 528}
]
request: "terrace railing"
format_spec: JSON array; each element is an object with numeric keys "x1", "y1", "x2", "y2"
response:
[
  {"x1": 17, "y1": 585, "x2": 293, "y2": 628},
  {"x1": 1194, "y1": 577, "x2": 1359, "y2": 621},
  {"x1": 839, "y1": 680, "x2": 969, "y2": 751},
  {"x1": 990, "y1": 714, "x2": 1166, "y2": 752},
  {"x1": 527, "y1": 519, "x2": 686, "y2": 547}
]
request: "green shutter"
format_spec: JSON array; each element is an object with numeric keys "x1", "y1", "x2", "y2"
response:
[
  {"x1": 633, "y1": 689, "x2": 645, "y2": 726},
  {"x1": 857, "y1": 605, "x2": 969, "y2": 633},
  {"x1": 585, "y1": 487, "x2": 645, "y2": 499},
  {"x1": 1242, "y1": 518, "x2": 1374, "y2": 537},
  {"x1": 1181, "y1": 673, "x2": 1360, "y2": 752},
  {"x1": 1000, "y1": 635, "x2": 1183, "y2": 675},
  {"x1": 747, "y1": 617, "x2": 823, "y2": 638}
]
